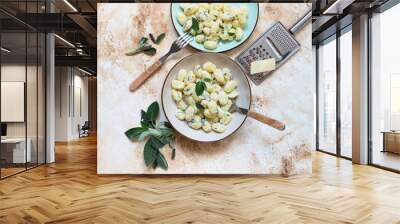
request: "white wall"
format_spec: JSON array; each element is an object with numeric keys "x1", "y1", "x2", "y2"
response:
[{"x1": 54, "y1": 67, "x2": 89, "y2": 141}]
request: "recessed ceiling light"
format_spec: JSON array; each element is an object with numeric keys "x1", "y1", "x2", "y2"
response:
[
  {"x1": 323, "y1": 0, "x2": 355, "y2": 15},
  {"x1": 63, "y1": 0, "x2": 78, "y2": 12},
  {"x1": 78, "y1": 67, "x2": 93, "y2": 76},
  {"x1": 54, "y1": 34, "x2": 75, "y2": 48},
  {"x1": 1, "y1": 47, "x2": 11, "y2": 53}
]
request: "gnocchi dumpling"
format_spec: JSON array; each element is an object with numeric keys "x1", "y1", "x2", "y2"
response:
[
  {"x1": 172, "y1": 80, "x2": 185, "y2": 90},
  {"x1": 224, "y1": 80, "x2": 237, "y2": 93},
  {"x1": 212, "y1": 122, "x2": 226, "y2": 133},
  {"x1": 204, "y1": 40, "x2": 218, "y2": 50},
  {"x1": 172, "y1": 62, "x2": 239, "y2": 133},
  {"x1": 172, "y1": 90, "x2": 183, "y2": 102},
  {"x1": 175, "y1": 110, "x2": 185, "y2": 120}
]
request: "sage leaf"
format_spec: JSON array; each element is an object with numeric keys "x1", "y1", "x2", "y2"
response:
[
  {"x1": 171, "y1": 147, "x2": 176, "y2": 160},
  {"x1": 144, "y1": 140, "x2": 158, "y2": 167},
  {"x1": 149, "y1": 136, "x2": 165, "y2": 149},
  {"x1": 125, "y1": 45, "x2": 155, "y2": 56},
  {"x1": 195, "y1": 81, "x2": 206, "y2": 96},
  {"x1": 159, "y1": 121, "x2": 173, "y2": 129},
  {"x1": 125, "y1": 101, "x2": 175, "y2": 170},
  {"x1": 152, "y1": 159, "x2": 158, "y2": 169},
  {"x1": 203, "y1": 78, "x2": 211, "y2": 82},
  {"x1": 149, "y1": 33, "x2": 156, "y2": 43},
  {"x1": 191, "y1": 17, "x2": 199, "y2": 33},
  {"x1": 158, "y1": 135, "x2": 172, "y2": 145},
  {"x1": 156, "y1": 153, "x2": 168, "y2": 170},
  {"x1": 146, "y1": 101, "x2": 159, "y2": 122},
  {"x1": 169, "y1": 139, "x2": 176, "y2": 160},
  {"x1": 143, "y1": 46, "x2": 156, "y2": 56},
  {"x1": 125, "y1": 127, "x2": 148, "y2": 140},
  {"x1": 139, "y1": 37, "x2": 148, "y2": 46},
  {"x1": 141, "y1": 109, "x2": 152, "y2": 127},
  {"x1": 149, "y1": 33, "x2": 165, "y2": 44},
  {"x1": 155, "y1": 33, "x2": 165, "y2": 44}
]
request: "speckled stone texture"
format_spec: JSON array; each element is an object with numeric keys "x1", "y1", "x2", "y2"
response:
[{"x1": 97, "y1": 3, "x2": 314, "y2": 175}]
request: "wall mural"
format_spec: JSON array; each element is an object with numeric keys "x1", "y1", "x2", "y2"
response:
[{"x1": 97, "y1": 3, "x2": 314, "y2": 175}]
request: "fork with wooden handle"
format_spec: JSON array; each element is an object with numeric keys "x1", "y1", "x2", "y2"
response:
[
  {"x1": 129, "y1": 33, "x2": 193, "y2": 91},
  {"x1": 229, "y1": 102, "x2": 286, "y2": 131}
]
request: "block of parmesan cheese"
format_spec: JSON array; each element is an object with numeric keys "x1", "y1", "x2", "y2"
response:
[{"x1": 250, "y1": 58, "x2": 276, "y2": 75}]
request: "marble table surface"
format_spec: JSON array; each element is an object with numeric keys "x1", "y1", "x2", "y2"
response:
[{"x1": 97, "y1": 3, "x2": 314, "y2": 175}]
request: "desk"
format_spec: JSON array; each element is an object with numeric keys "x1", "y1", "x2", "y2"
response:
[
  {"x1": 382, "y1": 131, "x2": 400, "y2": 154},
  {"x1": 1, "y1": 138, "x2": 31, "y2": 163}
]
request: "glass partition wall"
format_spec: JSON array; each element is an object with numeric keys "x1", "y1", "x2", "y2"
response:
[
  {"x1": 339, "y1": 27, "x2": 352, "y2": 159},
  {"x1": 316, "y1": 26, "x2": 352, "y2": 159},
  {"x1": 0, "y1": 2, "x2": 46, "y2": 179},
  {"x1": 370, "y1": 3, "x2": 400, "y2": 172},
  {"x1": 317, "y1": 36, "x2": 337, "y2": 155}
]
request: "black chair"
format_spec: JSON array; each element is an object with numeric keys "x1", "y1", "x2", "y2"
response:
[{"x1": 78, "y1": 121, "x2": 90, "y2": 138}]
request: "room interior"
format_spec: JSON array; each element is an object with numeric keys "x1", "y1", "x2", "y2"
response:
[{"x1": 0, "y1": 0, "x2": 400, "y2": 223}]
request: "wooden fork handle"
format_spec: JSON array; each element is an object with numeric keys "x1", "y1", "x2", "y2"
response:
[
  {"x1": 247, "y1": 111, "x2": 286, "y2": 131},
  {"x1": 129, "y1": 60, "x2": 163, "y2": 91}
]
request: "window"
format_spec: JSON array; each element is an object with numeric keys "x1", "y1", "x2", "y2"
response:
[
  {"x1": 318, "y1": 36, "x2": 337, "y2": 154},
  {"x1": 370, "y1": 3, "x2": 400, "y2": 171},
  {"x1": 340, "y1": 28, "x2": 352, "y2": 158}
]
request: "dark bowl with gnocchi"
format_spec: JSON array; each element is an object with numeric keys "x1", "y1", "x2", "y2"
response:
[{"x1": 161, "y1": 52, "x2": 251, "y2": 142}]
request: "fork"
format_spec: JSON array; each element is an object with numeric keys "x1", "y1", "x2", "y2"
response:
[
  {"x1": 229, "y1": 102, "x2": 286, "y2": 131},
  {"x1": 129, "y1": 32, "x2": 193, "y2": 91}
]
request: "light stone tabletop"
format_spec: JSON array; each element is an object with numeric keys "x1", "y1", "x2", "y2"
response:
[{"x1": 97, "y1": 3, "x2": 314, "y2": 175}]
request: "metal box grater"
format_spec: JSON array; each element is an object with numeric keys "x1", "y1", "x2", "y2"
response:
[{"x1": 235, "y1": 10, "x2": 311, "y2": 85}]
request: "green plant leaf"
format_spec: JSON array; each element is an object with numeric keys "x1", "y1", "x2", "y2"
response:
[
  {"x1": 147, "y1": 128, "x2": 162, "y2": 137},
  {"x1": 158, "y1": 135, "x2": 172, "y2": 145},
  {"x1": 155, "y1": 33, "x2": 166, "y2": 44},
  {"x1": 156, "y1": 152, "x2": 168, "y2": 170},
  {"x1": 169, "y1": 138, "x2": 176, "y2": 160},
  {"x1": 203, "y1": 78, "x2": 211, "y2": 82},
  {"x1": 146, "y1": 101, "x2": 159, "y2": 122},
  {"x1": 144, "y1": 139, "x2": 158, "y2": 167},
  {"x1": 149, "y1": 136, "x2": 165, "y2": 149},
  {"x1": 125, "y1": 127, "x2": 148, "y2": 140},
  {"x1": 158, "y1": 121, "x2": 173, "y2": 130},
  {"x1": 138, "y1": 130, "x2": 150, "y2": 141},
  {"x1": 126, "y1": 101, "x2": 175, "y2": 170},
  {"x1": 143, "y1": 46, "x2": 157, "y2": 56},
  {"x1": 141, "y1": 109, "x2": 151, "y2": 127},
  {"x1": 139, "y1": 37, "x2": 148, "y2": 46},
  {"x1": 191, "y1": 17, "x2": 199, "y2": 33},
  {"x1": 195, "y1": 81, "x2": 206, "y2": 96},
  {"x1": 126, "y1": 45, "x2": 155, "y2": 56},
  {"x1": 171, "y1": 148, "x2": 176, "y2": 160},
  {"x1": 195, "y1": 103, "x2": 205, "y2": 110},
  {"x1": 149, "y1": 33, "x2": 156, "y2": 43}
]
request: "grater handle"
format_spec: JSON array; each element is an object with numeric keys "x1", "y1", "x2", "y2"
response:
[{"x1": 289, "y1": 10, "x2": 312, "y2": 35}]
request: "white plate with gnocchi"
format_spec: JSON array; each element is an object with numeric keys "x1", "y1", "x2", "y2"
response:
[
  {"x1": 171, "y1": 3, "x2": 259, "y2": 52},
  {"x1": 162, "y1": 52, "x2": 251, "y2": 142}
]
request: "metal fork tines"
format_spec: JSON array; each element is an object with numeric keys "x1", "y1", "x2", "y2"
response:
[{"x1": 160, "y1": 32, "x2": 193, "y2": 63}]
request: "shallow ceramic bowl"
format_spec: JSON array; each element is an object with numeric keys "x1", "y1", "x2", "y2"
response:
[
  {"x1": 170, "y1": 3, "x2": 259, "y2": 53},
  {"x1": 161, "y1": 53, "x2": 251, "y2": 142}
]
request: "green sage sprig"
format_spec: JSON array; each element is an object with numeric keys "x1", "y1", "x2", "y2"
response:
[
  {"x1": 149, "y1": 33, "x2": 166, "y2": 45},
  {"x1": 126, "y1": 37, "x2": 157, "y2": 56},
  {"x1": 125, "y1": 101, "x2": 175, "y2": 170}
]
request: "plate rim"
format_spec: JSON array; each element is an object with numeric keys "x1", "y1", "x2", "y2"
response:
[
  {"x1": 170, "y1": 3, "x2": 259, "y2": 53},
  {"x1": 161, "y1": 52, "x2": 252, "y2": 142}
]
